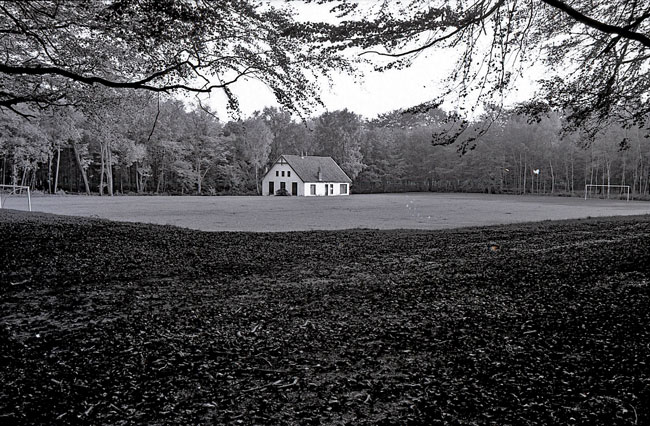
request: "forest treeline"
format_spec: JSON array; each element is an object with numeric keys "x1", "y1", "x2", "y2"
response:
[{"x1": 1, "y1": 89, "x2": 649, "y2": 198}]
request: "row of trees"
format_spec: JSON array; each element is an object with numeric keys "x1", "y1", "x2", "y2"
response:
[
  {"x1": 357, "y1": 110, "x2": 650, "y2": 197},
  {"x1": 2, "y1": 89, "x2": 649, "y2": 198},
  {"x1": 0, "y1": 88, "x2": 366, "y2": 195}
]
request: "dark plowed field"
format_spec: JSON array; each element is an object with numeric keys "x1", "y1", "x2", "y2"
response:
[{"x1": 1, "y1": 210, "x2": 650, "y2": 425}]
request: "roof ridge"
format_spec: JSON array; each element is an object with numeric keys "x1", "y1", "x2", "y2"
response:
[
  {"x1": 268, "y1": 154, "x2": 352, "y2": 183},
  {"x1": 283, "y1": 154, "x2": 331, "y2": 158}
]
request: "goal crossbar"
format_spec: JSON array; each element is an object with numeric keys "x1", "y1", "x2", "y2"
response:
[
  {"x1": 0, "y1": 185, "x2": 32, "y2": 211},
  {"x1": 584, "y1": 184, "x2": 630, "y2": 202}
]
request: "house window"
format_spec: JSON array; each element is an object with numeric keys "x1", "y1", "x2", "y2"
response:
[
  {"x1": 281, "y1": 171, "x2": 285, "y2": 177},
  {"x1": 280, "y1": 182, "x2": 286, "y2": 190},
  {"x1": 330, "y1": 184, "x2": 334, "y2": 194},
  {"x1": 287, "y1": 171, "x2": 291, "y2": 177},
  {"x1": 310, "y1": 184, "x2": 316, "y2": 195},
  {"x1": 275, "y1": 171, "x2": 279, "y2": 176},
  {"x1": 340, "y1": 184, "x2": 347, "y2": 194}
]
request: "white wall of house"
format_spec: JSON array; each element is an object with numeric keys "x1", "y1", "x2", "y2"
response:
[
  {"x1": 262, "y1": 162, "x2": 351, "y2": 196},
  {"x1": 302, "y1": 182, "x2": 349, "y2": 196},
  {"x1": 261, "y1": 163, "x2": 303, "y2": 196}
]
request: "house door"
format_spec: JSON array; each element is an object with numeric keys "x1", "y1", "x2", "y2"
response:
[
  {"x1": 291, "y1": 182, "x2": 298, "y2": 195},
  {"x1": 268, "y1": 181, "x2": 274, "y2": 195}
]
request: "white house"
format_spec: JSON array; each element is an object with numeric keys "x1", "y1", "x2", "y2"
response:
[{"x1": 261, "y1": 155, "x2": 352, "y2": 196}]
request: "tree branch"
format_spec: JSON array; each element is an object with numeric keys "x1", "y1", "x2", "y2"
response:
[
  {"x1": 360, "y1": 0, "x2": 507, "y2": 58},
  {"x1": 541, "y1": 0, "x2": 650, "y2": 48},
  {"x1": 0, "y1": 63, "x2": 255, "y2": 94}
]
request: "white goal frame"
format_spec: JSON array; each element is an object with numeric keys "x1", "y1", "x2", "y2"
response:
[
  {"x1": 584, "y1": 184, "x2": 630, "y2": 202},
  {"x1": 0, "y1": 184, "x2": 32, "y2": 211}
]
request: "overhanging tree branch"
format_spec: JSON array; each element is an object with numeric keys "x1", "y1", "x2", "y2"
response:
[
  {"x1": 361, "y1": 0, "x2": 507, "y2": 58},
  {"x1": 540, "y1": 0, "x2": 650, "y2": 48},
  {"x1": 0, "y1": 63, "x2": 256, "y2": 94},
  {"x1": 0, "y1": 1, "x2": 343, "y2": 117}
]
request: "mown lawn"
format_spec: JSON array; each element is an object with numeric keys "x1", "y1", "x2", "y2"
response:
[
  {"x1": 18, "y1": 192, "x2": 650, "y2": 232},
  {"x1": 1, "y1": 210, "x2": 650, "y2": 425}
]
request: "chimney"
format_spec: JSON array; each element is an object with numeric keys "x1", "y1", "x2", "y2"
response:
[{"x1": 317, "y1": 166, "x2": 322, "y2": 181}]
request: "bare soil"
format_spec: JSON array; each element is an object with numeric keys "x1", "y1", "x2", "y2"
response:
[{"x1": 1, "y1": 210, "x2": 649, "y2": 424}]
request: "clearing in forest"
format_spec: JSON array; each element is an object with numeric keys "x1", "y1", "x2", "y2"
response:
[{"x1": 4, "y1": 192, "x2": 650, "y2": 231}]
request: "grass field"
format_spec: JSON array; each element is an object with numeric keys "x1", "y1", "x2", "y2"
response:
[
  {"x1": 1, "y1": 210, "x2": 649, "y2": 424},
  {"x1": 4, "y1": 192, "x2": 650, "y2": 231}
]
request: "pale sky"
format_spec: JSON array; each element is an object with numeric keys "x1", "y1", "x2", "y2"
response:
[
  {"x1": 201, "y1": 51, "x2": 541, "y2": 121},
  {"x1": 202, "y1": 52, "x2": 460, "y2": 120},
  {"x1": 198, "y1": 1, "x2": 541, "y2": 121}
]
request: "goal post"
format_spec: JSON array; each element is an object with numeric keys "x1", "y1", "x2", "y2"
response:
[
  {"x1": 0, "y1": 185, "x2": 32, "y2": 211},
  {"x1": 584, "y1": 184, "x2": 630, "y2": 202}
]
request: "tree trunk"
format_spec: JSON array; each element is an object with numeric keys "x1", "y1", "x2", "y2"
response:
[
  {"x1": 638, "y1": 157, "x2": 643, "y2": 194},
  {"x1": 136, "y1": 167, "x2": 140, "y2": 193},
  {"x1": 523, "y1": 159, "x2": 527, "y2": 194},
  {"x1": 606, "y1": 160, "x2": 611, "y2": 199},
  {"x1": 549, "y1": 159, "x2": 555, "y2": 193},
  {"x1": 54, "y1": 147, "x2": 61, "y2": 193},
  {"x1": 72, "y1": 143, "x2": 91, "y2": 195},
  {"x1": 565, "y1": 157, "x2": 569, "y2": 193},
  {"x1": 515, "y1": 153, "x2": 520, "y2": 193},
  {"x1": 602, "y1": 159, "x2": 607, "y2": 198},
  {"x1": 500, "y1": 157, "x2": 505, "y2": 192},
  {"x1": 106, "y1": 146, "x2": 114, "y2": 196},
  {"x1": 571, "y1": 150, "x2": 576, "y2": 193},
  {"x1": 196, "y1": 158, "x2": 202, "y2": 194},
  {"x1": 99, "y1": 144, "x2": 106, "y2": 195},
  {"x1": 47, "y1": 153, "x2": 53, "y2": 194},
  {"x1": 30, "y1": 168, "x2": 37, "y2": 190},
  {"x1": 20, "y1": 167, "x2": 27, "y2": 187}
]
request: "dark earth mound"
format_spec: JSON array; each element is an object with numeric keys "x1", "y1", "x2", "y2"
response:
[{"x1": 1, "y1": 210, "x2": 650, "y2": 425}]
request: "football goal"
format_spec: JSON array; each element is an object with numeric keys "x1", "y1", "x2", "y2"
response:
[
  {"x1": 584, "y1": 184, "x2": 630, "y2": 202},
  {"x1": 0, "y1": 185, "x2": 32, "y2": 211}
]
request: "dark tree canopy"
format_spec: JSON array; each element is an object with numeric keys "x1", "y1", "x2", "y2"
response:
[
  {"x1": 3, "y1": 0, "x2": 649, "y2": 139},
  {"x1": 0, "y1": 0, "x2": 345, "y2": 117},
  {"x1": 305, "y1": 0, "x2": 650, "y2": 134}
]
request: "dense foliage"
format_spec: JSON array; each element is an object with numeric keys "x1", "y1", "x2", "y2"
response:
[
  {"x1": 0, "y1": 0, "x2": 344, "y2": 117},
  {"x1": 3, "y1": 0, "x2": 649, "y2": 135},
  {"x1": 1, "y1": 211, "x2": 649, "y2": 424},
  {"x1": 2, "y1": 93, "x2": 650, "y2": 197}
]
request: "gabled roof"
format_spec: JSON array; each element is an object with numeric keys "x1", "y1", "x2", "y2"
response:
[{"x1": 278, "y1": 155, "x2": 352, "y2": 183}]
